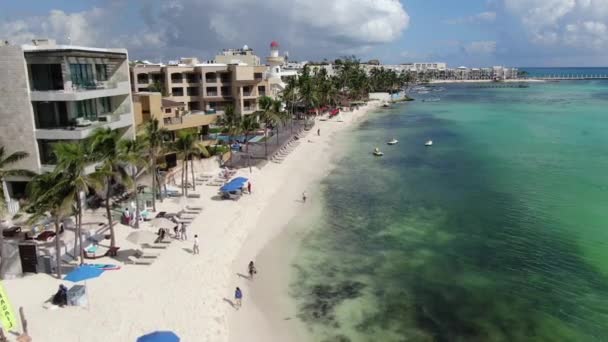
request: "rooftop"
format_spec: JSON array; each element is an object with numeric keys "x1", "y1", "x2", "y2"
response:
[{"x1": 161, "y1": 99, "x2": 184, "y2": 108}]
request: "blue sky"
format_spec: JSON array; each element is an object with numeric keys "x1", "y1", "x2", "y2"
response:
[{"x1": 2, "y1": 0, "x2": 608, "y2": 67}]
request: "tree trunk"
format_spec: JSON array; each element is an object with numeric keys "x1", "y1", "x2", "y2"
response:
[
  {"x1": 156, "y1": 169, "x2": 164, "y2": 203},
  {"x1": 245, "y1": 132, "x2": 249, "y2": 153},
  {"x1": 0, "y1": 228, "x2": 5, "y2": 280},
  {"x1": 151, "y1": 156, "x2": 157, "y2": 212},
  {"x1": 53, "y1": 218, "x2": 62, "y2": 279},
  {"x1": 133, "y1": 169, "x2": 140, "y2": 229},
  {"x1": 190, "y1": 157, "x2": 196, "y2": 191},
  {"x1": 184, "y1": 158, "x2": 189, "y2": 197},
  {"x1": 77, "y1": 199, "x2": 84, "y2": 265},
  {"x1": 276, "y1": 124, "x2": 280, "y2": 145},
  {"x1": 264, "y1": 124, "x2": 269, "y2": 157},
  {"x1": 105, "y1": 179, "x2": 115, "y2": 248},
  {"x1": 181, "y1": 159, "x2": 185, "y2": 196}
]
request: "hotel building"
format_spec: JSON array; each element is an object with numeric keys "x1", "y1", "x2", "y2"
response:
[
  {"x1": 131, "y1": 47, "x2": 270, "y2": 118},
  {"x1": 0, "y1": 39, "x2": 135, "y2": 210}
]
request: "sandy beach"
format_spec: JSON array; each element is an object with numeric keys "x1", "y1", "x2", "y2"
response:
[{"x1": 2, "y1": 101, "x2": 380, "y2": 341}]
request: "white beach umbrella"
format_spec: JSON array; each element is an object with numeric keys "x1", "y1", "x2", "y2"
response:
[
  {"x1": 151, "y1": 217, "x2": 175, "y2": 230},
  {"x1": 126, "y1": 231, "x2": 157, "y2": 245}
]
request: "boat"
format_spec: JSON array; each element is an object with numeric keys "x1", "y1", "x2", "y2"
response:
[
  {"x1": 425, "y1": 140, "x2": 433, "y2": 147},
  {"x1": 387, "y1": 139, "x2": 399, "y2": 145},
  {"x1": 373, "y1": 147, "x2": 384, "y2": 156},
  {"x1": 422, "y1": 98, "x2": 440, "y2": 102}
]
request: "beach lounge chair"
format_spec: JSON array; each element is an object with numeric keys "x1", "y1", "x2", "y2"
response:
[
  {"x1": 186, "y1": 205, "x2": 203, "y2": 211},
  {"x1": 187, "y1": 193, "x2": 201, "y2": 199}
]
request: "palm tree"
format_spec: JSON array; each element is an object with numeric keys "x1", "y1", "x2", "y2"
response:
[
  {"x1": 171, "y1": 130, "x2": 196, "y2": 197},
  {"x1": 218, "y1": 104, "x2": 240, "y2": 144},
  {"x1": 53, "y1": 142, "x2": 100, "y2": 265},
  {"x1": 271, "y1": 99, "x2": 288, "y2": 146},
  {"x1": 0, "y1": 146, "x2": 34, "y2": 215},
  {"x1": 26, "y1": 172, "x2": 73, "y2": 278},
  {"x1": 257, "y1": 96, "x2": 276, "y2": 157},
  {"x1": 144, "y1": 119, "x2": 168, "y2": 211},
  {"x1": 89, "y1": 128, "x2": 128, "y2": 249},
  {"x1": 240, "y1": 115, "x2": 258, "y2": 153},
  {"x1": 118, "y1": 136, "x2": 148, "y2": 228}
]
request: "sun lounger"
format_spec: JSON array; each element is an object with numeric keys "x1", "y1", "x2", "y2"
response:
[
  {"x1": 186, "y1": 205, "x2": 203, "y2": 211},
  {"x1": 187, "y1": 193, "x2": 201, "y2": 198},
  {"x1": 141, "y1": 243, "x2": 167, "y2": 250}
]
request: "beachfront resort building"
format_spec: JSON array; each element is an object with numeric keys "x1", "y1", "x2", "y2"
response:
[
  {"x1": 131, "y1": 48, "x2": 270, "y2": 117},
  {"x1": 0, "y1": 39, "x2": 135, "y2": 211}
]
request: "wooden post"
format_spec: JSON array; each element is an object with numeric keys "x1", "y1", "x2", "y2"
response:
[{"x1": 19, "y1": 307, "x2": 28, "y2": 334}]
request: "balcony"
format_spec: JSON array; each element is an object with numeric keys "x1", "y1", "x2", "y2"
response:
[
  {"x1": 30, "y1": 81, "x2": 131, "y2": 102},
  {"x1": 206, "y1": 91, "x2": 218, "y2": 97},
  {"x1": 35, "y1": 112, "x2": 133, "y2": 140}
]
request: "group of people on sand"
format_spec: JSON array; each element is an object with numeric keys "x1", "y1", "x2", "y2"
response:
[{"x1": 233, "y1": 261, "x2": 257, "y2": 310}]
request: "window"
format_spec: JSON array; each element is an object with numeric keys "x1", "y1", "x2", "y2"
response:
[
  {"x1": 76, "y1": 99, "x2": 97, "y2": 120},
  {"x1": 187, "y1": 87, "x2": 199, "y2": 96},
  {"x1": 70, "y1": 64, "x2": 94, "y2": 86},
  {"x1": 95, "y1": 64, "x2": 108, "y2": 81},
  {"x1": 99, "y1": 97, "x2": 112, "y2": 113},
  {"x1": 165, "y1": 108, "x2": 172, "y2": 114},
  {"x1": 137, "y1": 74, "x2": 149, "y2": 83},
  {"x1": 171, "y1": 87, "x2": 184, "y2": 96}
]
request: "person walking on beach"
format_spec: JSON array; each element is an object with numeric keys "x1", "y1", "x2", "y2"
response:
[
  {"x1": 248, "y1": 261, "x2": 257, "y2": 280},
  {"x1": 317, "y1": 128, "x2": 321, "y2": 136},
  {"x1": 247, "y1": 182, "x2": 252, "y2": 194},
  {"x1": 234, "y1": 287, "x2": 243, "y2": 309},
  {"x1": 193, "y1": 234, "x2": 200, "y2": 254},
  {"x1": 180, "y1": 223, "x2": 188, "y2": 240},
  {"x1": 302, "y1": 191, "x2": 307, "y2": 203}
]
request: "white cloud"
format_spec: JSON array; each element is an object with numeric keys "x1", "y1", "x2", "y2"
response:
[
  {"x1": 463, "y1": 40, "x2": 497, "y2": 55},
  {"x1": 504, "y1": 0, "x2": 608, "y2": 49},
  {"x1": 0, "y1": 0, "x2": 409, "y2": 60},
  {"x1": 445, "y1": 11, "x2": 497, "y2": 24}
]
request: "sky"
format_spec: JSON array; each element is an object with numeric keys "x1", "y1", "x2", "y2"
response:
[{"x1": 1, "y1": 0, "x2": 608, "y2": 67}]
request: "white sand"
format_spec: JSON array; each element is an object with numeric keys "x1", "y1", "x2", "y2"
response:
[{"x1": 2, "y1": 102, "x2": 380, "y2": 341}]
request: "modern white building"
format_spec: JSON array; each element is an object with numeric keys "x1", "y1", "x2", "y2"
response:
[{"x1": 0, "y1": 39, "x2": 135, "y2": 209}]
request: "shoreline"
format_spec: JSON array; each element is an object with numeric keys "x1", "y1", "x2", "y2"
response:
[
  {"x1": 2, "y1": 101, "x2": 382, "y2": 341},
  {"x1": 227, "y1": 102, "x2": 382, "y2": 341},
  {"x1": 429, "y1": 78, "x2": 545, "y2": 84}
]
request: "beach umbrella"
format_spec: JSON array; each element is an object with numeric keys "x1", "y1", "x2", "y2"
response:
[
  {"x1": 151, "y1": 217, "x2": 175, "y2": 230},
  {"x1": 137, "y1": 331, "x2": 180, "y2": 342},
  {"x1": 63, "y1": 265, "x2": 104, "y2": 282},
  {"x1": 126, "y1": 230, "x2": 158, "y2": 245}
]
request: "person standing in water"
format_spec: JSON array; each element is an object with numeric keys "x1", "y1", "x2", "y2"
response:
[
  {"x1": 248, "y1": 261, "x2": 257, "y2": 280},
  {"x1": 302, "y1": 191, "x2": 307, "y2": 203},
  {"x1": 234, "y1": 287, "x2": 243, "y2": 309}
]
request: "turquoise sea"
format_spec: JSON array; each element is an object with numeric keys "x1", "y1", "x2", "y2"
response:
[{"x1": 290, "y1": 81, "x2": 608, "y2": 341}]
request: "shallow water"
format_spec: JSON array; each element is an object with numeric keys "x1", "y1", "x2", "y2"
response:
[{"x1": 290, "y1": 81, "x2": 608, "y2": 341}]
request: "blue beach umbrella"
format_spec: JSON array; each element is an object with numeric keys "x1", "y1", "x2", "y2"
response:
[
  {"x1": 63, "y1": 265, "x2": 105, "y2": 282},
  {"x1": 137, "y1": 331, "x2": 180, "y2": 342}
]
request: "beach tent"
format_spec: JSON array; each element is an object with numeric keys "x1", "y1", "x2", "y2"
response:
[
  {"x1": 64, "y1": 265, "x2": 104, "y2": 282},
  {"x1": 63, "y1": 265, "x2": 105, "y2": 309},
  {"x1": 137, "y1": 331, "x2": 180, "y2": 342},
  {"x1": 220, "y1": 177, "x2": 248, "y2": 192}
]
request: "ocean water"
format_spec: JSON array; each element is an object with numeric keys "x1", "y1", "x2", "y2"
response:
[
  {"x1": 521, "y1": 67, "x2": 608, "y2": 78},
  {"x1": 290, "y1": 81, "x2": 608, "y2": 341}
]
